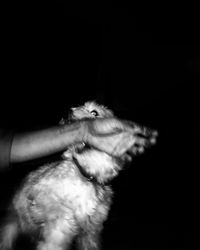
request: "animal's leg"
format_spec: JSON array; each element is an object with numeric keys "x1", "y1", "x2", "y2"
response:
[
  {"x1": 36, "y1": 221, "x2": 77, "y2": 250},
  {"x1": 76, "y1": 201, "x2": 110, "y2": 250}
]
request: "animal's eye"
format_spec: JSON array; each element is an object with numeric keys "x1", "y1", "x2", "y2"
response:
[{"x1": 90, "y1": 110, "x2": 99, "y2": 117}]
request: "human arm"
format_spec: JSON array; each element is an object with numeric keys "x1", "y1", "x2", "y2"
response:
[
  {"x1": 0, "y1": 129, "x2": 15, "y2": 171},
  {"x1": 10, "y1": 122, "x2": 84, "y2": 164},
  {"x1": 10, "y1": 118, "x2": 133, "y2": 164},
  {"x1": 1, "y1": 117, "x2": 152, "y2": 170}
]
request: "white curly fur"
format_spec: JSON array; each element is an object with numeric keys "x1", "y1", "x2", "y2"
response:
[{"x1": 0, "y1": 101, "x2": 157, "y2": 250}]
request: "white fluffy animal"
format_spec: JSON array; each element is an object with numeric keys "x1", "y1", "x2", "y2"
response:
[{"x1": 0, "y1": 101, "x2": 157, "y2": 250}]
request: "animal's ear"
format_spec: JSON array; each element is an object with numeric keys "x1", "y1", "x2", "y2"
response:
[
  {"x1": 104, "y1": 107, "x2": 114, "y2": 117},
  {"x1": 84, "y1": 100, "x2": 97, "y2": 105}
]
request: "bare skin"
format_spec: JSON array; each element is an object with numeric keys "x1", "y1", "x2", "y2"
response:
[{"x1": 10, "y1": 118, "x2": 137, "y2": 164}]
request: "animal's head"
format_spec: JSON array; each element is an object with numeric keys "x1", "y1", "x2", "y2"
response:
[
  {"x1": 59, "y1": 101, "x2": 114, "y2": 125},
  {"x1": 60, "y1": 101, "x2": 158, "y2": 158},
  {"x1": 61, "y1": 101, "x2": 158, "y2": 183},
  {"x1": 71, "y1": 123, "x2": 158, "y2": 184}
]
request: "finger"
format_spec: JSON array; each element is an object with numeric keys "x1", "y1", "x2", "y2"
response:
[
  {"x1": 123, "y1": 121, "x2": 158, "y2": 138},
  {"x1": 111, "y1": 132, "x2": 138, "y2": 156},
  {"x1": 92, "y1": 118, "x2": 125, "y2": 135}
]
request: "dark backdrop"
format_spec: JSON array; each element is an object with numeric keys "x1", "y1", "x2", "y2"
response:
[{"x1": 0, "y1": 4, "x2": 200, "y2": 249}]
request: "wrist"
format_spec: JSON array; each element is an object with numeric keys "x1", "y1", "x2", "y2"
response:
[{"x1": 60, "y1": 121, "x2": 86, "y2": 145}]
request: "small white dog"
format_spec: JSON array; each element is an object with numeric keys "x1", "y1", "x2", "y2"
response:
[{"x1": 0, "y1": 101, "x2": 157, "y2": 250}]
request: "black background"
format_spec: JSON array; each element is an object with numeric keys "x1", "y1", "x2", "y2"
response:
[{"x1": 0, "y1": 4, "x2": 200, "y2": 249}]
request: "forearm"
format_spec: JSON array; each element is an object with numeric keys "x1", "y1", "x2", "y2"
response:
[{"x1": 10, "y1": 122, "x2": 84, "y2": 164}]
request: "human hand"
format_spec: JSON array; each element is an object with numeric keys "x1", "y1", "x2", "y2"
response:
[{"x1": 82, "y1": 118, "x2": 158, "y2": 157}]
